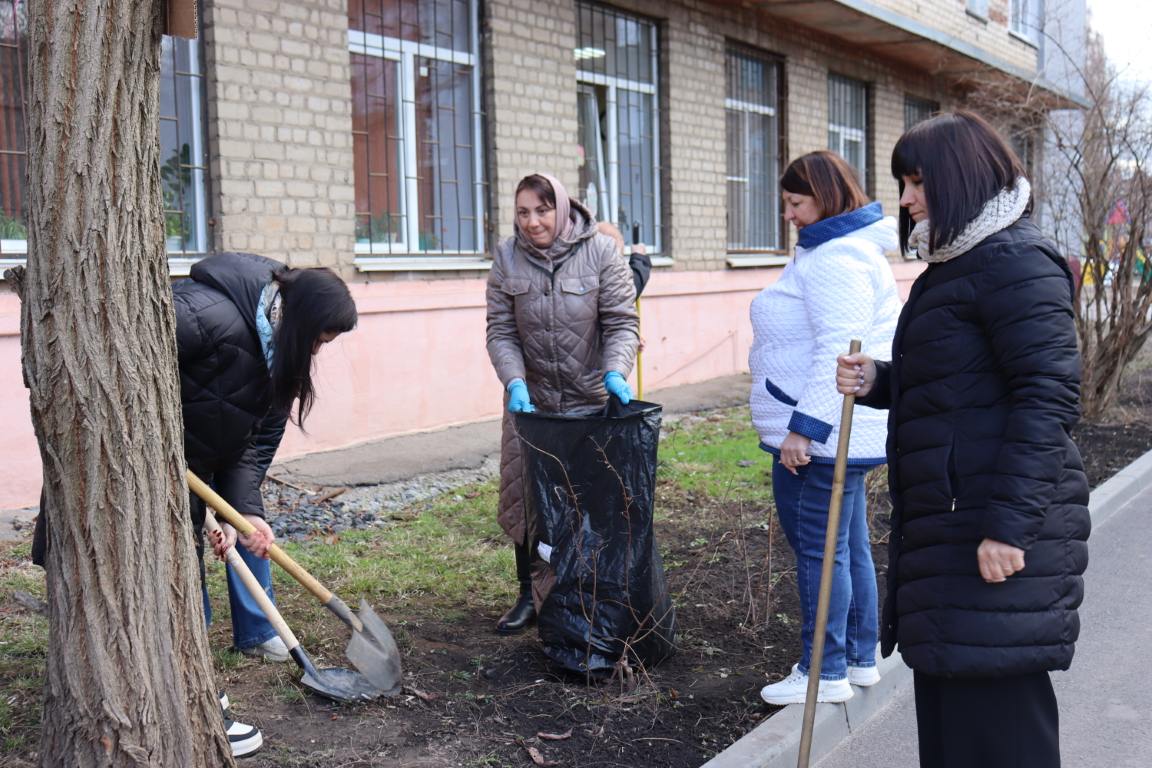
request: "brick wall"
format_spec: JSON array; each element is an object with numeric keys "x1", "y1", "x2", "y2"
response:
[
  {"x1": 203, "y1": 0, "x2": 355, "y2": 272},
  {"x1": 197, "y1": 0, "x2": 1028, "y2": 274},
  {"x1": 870, "y1": 0, "x2": 1041, "y2": 74},
  {"x1": 484, "y1": 0, "x2": 581, "y2": 245}
]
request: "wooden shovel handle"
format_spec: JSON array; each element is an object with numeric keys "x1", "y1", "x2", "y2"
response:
[
  {"x1": 202, "y1": 509, "x2": 301, "y2": 653},
  {"x1": 186, "y1": 470, "x2": 334, "y2": 604}
]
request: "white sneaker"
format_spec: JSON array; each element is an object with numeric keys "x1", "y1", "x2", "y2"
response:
[
  {"x1": 239, "y1": 636, "x2": 290, "y2": 662},
  {"x1": 848, "y1": 665, "x2": 881, "y2": 687},
  {"x1": 219, "y1": 691, "x2": 263, "y2": 758},
  {"x1": 225, "y1": 717, "x2": 263, "y2": 758},
  {"x1": 760, "y1": 664, "x2": 853, "y2": 706}
]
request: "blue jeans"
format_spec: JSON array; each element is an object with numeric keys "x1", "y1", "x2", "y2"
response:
[
  {"x1": 772, "y1": 459, "x2": 878, "y2": 680},
  {"x1": 200, "y1": 542, "x2": 279, "y2": 650}
]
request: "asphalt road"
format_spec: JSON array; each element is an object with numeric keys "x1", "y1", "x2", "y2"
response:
[{"x1": 816, "y1": 485, "x2": 1152, "y2": 768}]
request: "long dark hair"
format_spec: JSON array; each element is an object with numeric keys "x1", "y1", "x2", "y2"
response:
[
  {"x1": 780, "y1": 150, "x2": 870, "y2": 220},
  {"x1": 270, "y1": 267, "x2": 357, "y2": 427},
  {"x1": 891, "y1": 110, "x2": 1030, "y2": 254}
]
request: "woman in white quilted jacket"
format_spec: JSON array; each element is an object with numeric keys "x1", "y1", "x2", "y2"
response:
[{"x1": 750, "y1": 151, "x2": 902, "y2": 706}]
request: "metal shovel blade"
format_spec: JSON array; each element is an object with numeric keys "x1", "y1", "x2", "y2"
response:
[
  {"x1": 300, "y1": 666, "x2": 387, "y2": 703},
  {"x1": 346, "y1": 599, "x2": 403, "y2": 695}
]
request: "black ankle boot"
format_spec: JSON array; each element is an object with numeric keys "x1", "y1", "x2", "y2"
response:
[{"x1": 495, "y1": 542, "x2": 536, "y2": 635}]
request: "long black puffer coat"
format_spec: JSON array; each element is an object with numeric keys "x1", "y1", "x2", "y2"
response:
[
  {"x1": 173, "y1": 252, "x2": 289, "y2": 528},
  {"x1": 859, "y1": 217, "x2": 1090, "y2": 677}
]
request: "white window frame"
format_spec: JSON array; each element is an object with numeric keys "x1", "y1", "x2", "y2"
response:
[
  {"x1": 1010, "y1": 0, "x2": 1043, "y2": 46},
  {"x1": 348, "y1": 0, "x2": 488, "y2": 271},
  {"x1": 827, "y1": 75, "x2": 869, "y2": 192},
  {"x1": 1, "y1": 32, "x2": 210, "y2": 274},
  {"x1": 575, "y1": 13, "x2": 663, "y2": 258}
]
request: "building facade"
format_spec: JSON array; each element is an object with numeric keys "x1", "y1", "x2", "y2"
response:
[{"x1": 0, "y1": 0, "x2": 1081, "y2": 509}]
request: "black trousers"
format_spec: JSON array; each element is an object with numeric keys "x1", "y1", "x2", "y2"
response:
[{"x1": 914, "y1": 671, "x2": 1060, "y2": 768}]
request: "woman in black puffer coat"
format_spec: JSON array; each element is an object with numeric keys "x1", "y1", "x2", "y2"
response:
[
  {"x1": 173, "y1": 251, "x2": 357, "y2": 617},
  {"x1": 836, "y1": 112, "x2": 1089, "y2": 768}
]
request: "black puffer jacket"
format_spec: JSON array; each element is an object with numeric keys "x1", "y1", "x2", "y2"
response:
[
  {"x1": 860, "y1": 217, "x2": 1090, "y2": 677},
  {"x1": 173, "y1": 252, "x2": 289, "y2": 523}
]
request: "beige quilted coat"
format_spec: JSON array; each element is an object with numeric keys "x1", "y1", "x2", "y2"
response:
[{"x1": 486, "y1": 204, "x2": 639, "y2": 547}]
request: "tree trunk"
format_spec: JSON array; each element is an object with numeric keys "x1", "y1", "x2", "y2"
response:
[{"x1": 22, "y1": 2, "x2": 234, "y2": 765}]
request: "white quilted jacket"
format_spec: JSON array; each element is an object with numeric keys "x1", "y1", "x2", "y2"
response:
[{"x1": 748, "y1": 218, "x2": 901, "y2": 463}]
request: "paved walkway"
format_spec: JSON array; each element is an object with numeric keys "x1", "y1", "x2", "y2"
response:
[
  {"x1": 815, "y1": 481, "x2": 1152, "y2": 768},
  {"x1": 273, "y1": 373, "x2": 752, "y2": 488}
]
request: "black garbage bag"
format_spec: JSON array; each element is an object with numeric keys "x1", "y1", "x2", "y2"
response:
[{"x1": 515, "y1": 399, "x2": 676, "y2": 675}]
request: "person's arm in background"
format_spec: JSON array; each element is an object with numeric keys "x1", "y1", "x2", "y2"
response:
[{"x1": 628, "y1": 243, "x2": 652, "y2": 298}]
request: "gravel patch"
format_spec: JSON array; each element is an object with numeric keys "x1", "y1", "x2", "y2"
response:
[{"x1": 262, "y1": 455, "x2": 500, "y2": 540}]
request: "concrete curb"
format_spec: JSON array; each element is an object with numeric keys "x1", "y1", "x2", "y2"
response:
[{"x1": 700, "y1": 445, "x2": 1152, "y2": 768}]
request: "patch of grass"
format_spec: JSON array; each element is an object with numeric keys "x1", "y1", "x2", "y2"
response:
[
  {"x1": 0, "y1": 548, "x2": 47, "y2": 757},
  {"x1": 659, "y1": 406, "x2": 772, "y2": 506}
]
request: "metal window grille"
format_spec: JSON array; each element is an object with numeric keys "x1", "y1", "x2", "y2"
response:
[
  {"x1": 903, "y1": 95, "x2": 939, "y2": 132},
  {"x1": 827, "y1": 74, "x2": 869, "y2": 191},
  {"x1": 575, "y1": 1, "x2": 661, "y2": 253},
  {"x1": 349, "y1": 0, "x2": 485, "y2": 255},
  {"x1": 0, "y1": 0, "x2": 210, "y2": 259},
  {"x1": 1010, "y1": 0, "x2": 1043, "y2": 44},
  {"x1": 725, "y1": 47, "x2": 782, "y2": 252}
]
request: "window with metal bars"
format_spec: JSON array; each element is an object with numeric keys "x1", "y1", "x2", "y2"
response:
[
  {"x1": 348, "y1": 0, "x2": 484, "y2": 256},
  {"x1": 725, "y1": 46, "x2": 782, "y2": 252},
  {"x1": 1010, "y1": 0, "x2": 1043, "y2": 45},
  {"x1": 903, "y1": 95, "x2": 939, "y2": 132},
  {"x1": 0, "y1": 0, "x2": 210, "y2": 259},
  {"x1": 575, "y1": 1, "x2": 661, "y2": 253},
  {"x1": 827, "y1": 74, "x2": 869, "y2": 192},
  {"x1": 967, "y1": 0, "x2": 990, "y2": 20}
]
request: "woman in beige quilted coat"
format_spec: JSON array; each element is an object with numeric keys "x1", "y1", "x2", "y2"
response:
[{"x1": 485, "y1": 173, "x2": 639, "y2": 634}]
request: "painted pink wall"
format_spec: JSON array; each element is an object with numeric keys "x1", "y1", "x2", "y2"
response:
[{"x1": 0, "y1": 260, "x2": 925, "y2": 510}]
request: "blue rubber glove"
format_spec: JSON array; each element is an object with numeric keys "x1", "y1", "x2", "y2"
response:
[
  {"x1": 506, "y1": 378, "x2": 535, "y2": 413},
  {"x1": 604, "y1": 371, "x2": 632, "y2": 405}
]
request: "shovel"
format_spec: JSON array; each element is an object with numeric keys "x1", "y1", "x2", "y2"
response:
[
  {"x1": 187, "y1": 470, "x2": 402, "y2": 696},
  {"x1": 202, "y1": 509, "x2": 385, "y2": 702},
  {"x1": 796, "y1": 340, "x2": 861, "y2": 768}
]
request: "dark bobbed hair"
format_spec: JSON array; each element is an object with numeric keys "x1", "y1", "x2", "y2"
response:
[
  {"x1": 780, "y1": 151, "x2": 871, "y2": 220},
  {"x1": 891, "y1": 110, "x2": 1030, "y2": 254},
  {"x1": 270, "y1": 267, "x2": 357, "y2": 427},
  {"x1": 514, "y1": 174, "x2": 556, "y2": 209}
]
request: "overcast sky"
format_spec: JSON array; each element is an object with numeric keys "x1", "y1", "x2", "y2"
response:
[{"x1": 1087, "y1": 0, "x2": 1152, "y2": 85}]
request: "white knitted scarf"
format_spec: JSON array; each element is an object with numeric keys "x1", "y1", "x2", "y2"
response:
[{"x1": 909, "y1": 177, "x2": 1031, "y2": 263}]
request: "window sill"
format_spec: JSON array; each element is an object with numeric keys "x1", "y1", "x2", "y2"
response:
[
  {"x1": 650, "y1": 256, "x2": 673, "y2": 268},
  {"x1": 354, "y1": 255, "x2": 493, "y2": 272},
  {"x1": 965, "y1": 10, "x2": 989, "y2": 24},
  {"x1": 1008, "y1": 30, "x2": 1040, "y2": 49},
  {"x1": 727, "y1": 253, "x2": 790, "y2": 268},
  {"x1": 0, "y1": 254, "x2": 206, "y2": 279}
]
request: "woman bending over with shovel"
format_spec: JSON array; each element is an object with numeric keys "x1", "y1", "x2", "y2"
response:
[
  {"x1": 175, "y1": 252, "x2": 357, "y2": 756},
  {"x1": 485, "y1": 173, "x2": 639, "y2": 634},
  {"x1": 837, "y1": 111, "x2": 1088, "y2": 768},
  {"x1": 750, "y1": 150, "x2": 902, "y2": 706}
]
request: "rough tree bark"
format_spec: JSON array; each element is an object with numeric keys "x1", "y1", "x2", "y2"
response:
[{"x1": 16, "y1": 1, "x2": 234, "y2": 764}]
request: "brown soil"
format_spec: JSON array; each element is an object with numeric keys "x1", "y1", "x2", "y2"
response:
[
  {"x1": 227, "y1": 480, "x2": 824, "y2": 768},
  {"x1": 228, "y1": 366, "x2": 1152, "y2": 767}
]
